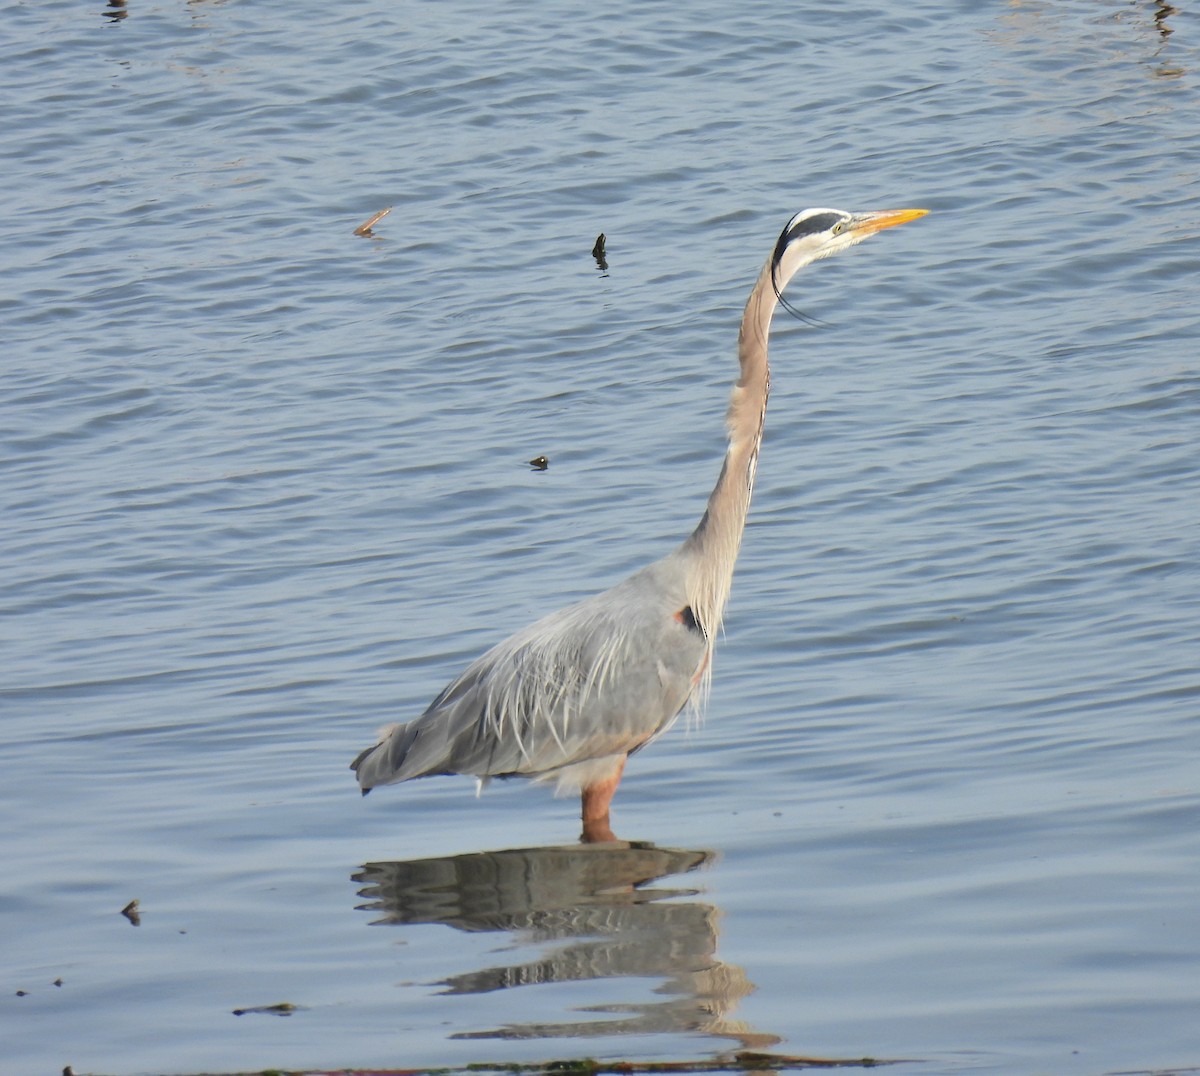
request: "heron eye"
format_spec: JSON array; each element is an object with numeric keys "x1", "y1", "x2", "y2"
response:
[{"x1": 831, "y1": 220, "x2": 846, "y2": 235}]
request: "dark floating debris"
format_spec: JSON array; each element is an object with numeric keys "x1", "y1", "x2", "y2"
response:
[
  {"x1": 232, "y1": 1001, "x2": 301, "y2": 1017},
  {"x1": 354, "y1": 206, "x2": 392, "y2": 237},
  {"x1": 120, "y1": 899, "x2": 141, "y2": 926},
  {"x1": 15, "y1": 989, "x2": 28, "y2": 996},
  {"x1": 592, "y1": 232, "x2": 608, "y2": 271},
  {"x1": 529, "y1": 455, "x2": 549, "y2": 471},
  {"x1": 53, "y1": 977, "x2": 63, "y2": 987}
]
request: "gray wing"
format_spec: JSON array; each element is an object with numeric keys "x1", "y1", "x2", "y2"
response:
[{"x1": 352, "y1": 555, "x2": 709, "y2": 791}]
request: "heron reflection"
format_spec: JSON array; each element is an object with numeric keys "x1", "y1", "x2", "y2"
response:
[{"x1": 353, "y1": 841, "x2": 778, "y2": 1048}]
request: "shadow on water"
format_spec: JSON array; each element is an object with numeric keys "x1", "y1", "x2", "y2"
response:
[{"x1": 353, "y1": 841, "x2": 780, "y2": 1049}]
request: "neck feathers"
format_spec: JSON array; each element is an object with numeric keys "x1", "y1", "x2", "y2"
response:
[{"x1": 681, "y1": 259, "x2": 779, "y2": 644}]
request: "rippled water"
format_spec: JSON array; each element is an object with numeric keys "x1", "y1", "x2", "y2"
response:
[{"x1": 3, "y1": 1, "x2": 1200, "y2": 1074}]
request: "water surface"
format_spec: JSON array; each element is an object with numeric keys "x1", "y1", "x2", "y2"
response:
[{"x1": 3, "y1": 1, "x2": 1200, "y2": 1073}]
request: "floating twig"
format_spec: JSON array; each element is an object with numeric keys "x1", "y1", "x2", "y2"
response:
[
  {"x1": 232, "y1": 1001, "x2": 301, "y2": 1017},
  {"x1": 355, "y1": 206, "x2": 392, "y2": 237},
  {"x1": 120, "y1": 899, "x2": 141, "y2": 926}
]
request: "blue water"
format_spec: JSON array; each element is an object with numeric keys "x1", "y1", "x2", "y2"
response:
[{"x1": 3, "y1": 1, "x2": 1200, "y2": 1073}]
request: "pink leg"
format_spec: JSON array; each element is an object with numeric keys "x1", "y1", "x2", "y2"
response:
[{"x1": 580, "y1": 756, "x2": 626, "y2": 843}]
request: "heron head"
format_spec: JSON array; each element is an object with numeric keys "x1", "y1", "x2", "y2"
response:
[{"x1": 770, "y1": 206, "x2": 927, "y2": 297}]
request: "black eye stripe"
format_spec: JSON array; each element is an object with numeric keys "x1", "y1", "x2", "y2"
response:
[{"x1": 785, "y1": 212, "x2": 843, "y2": 244}]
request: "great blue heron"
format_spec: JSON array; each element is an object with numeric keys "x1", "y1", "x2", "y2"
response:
[{"x1": 353, "y1": 206, "x2": 927, "y2": 841}]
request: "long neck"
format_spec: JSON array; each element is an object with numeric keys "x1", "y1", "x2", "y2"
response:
[{"x1": 681, "y1": 259, "x2": 779, "y2": 640}]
